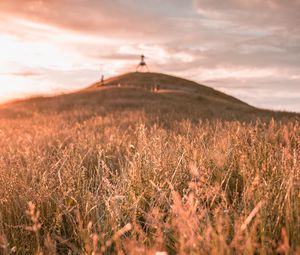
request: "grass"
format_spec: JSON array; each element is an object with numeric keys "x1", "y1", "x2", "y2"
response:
[{"x1": 0, "y1": 78, "x2": 299, "y2": 254}]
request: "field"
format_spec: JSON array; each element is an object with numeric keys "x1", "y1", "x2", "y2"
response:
[{"x1": 0, "y1": 75, "x2": 300, "y2": 254}]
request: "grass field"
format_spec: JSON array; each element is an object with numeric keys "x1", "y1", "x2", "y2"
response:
[{"x1": 0, "y1": 74, "x2": 299, "y2": 254}]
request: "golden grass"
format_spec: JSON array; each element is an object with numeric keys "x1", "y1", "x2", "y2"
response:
[{"x1": 0, "y1": 85, "x2": 299, "y2": 254}]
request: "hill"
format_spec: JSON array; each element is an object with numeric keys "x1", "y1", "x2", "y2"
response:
[
  {"x1": 0, "y1": 72, "x2": 299, "y2": 254},
  {"x1": 1, "y1": 72, "x2": 298, "y2": 122},
  {"x1": 89, "y1": 72, "x2": 249, "y2": 107}
]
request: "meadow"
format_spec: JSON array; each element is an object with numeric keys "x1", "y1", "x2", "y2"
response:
[{"x1": 0, "y1": 86, "x2": 299, "y2": 254}]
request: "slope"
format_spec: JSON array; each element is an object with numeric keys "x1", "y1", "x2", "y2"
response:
[{"x1": 0, "y1": 72, "x2": 298, "y2": 122}]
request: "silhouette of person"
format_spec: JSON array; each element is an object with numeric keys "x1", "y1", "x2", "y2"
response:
[{"x1": 101, "y1": 75, "x2": 104, "y2": 86}]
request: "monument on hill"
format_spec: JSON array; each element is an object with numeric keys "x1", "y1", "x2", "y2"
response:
[{"x1": 136, "y1": 54, "x2": 149, "y2": 72}]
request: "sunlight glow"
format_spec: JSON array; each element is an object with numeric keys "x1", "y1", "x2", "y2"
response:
[{"x1": 0, "y1": 16, "x2": 113, "y2": 102}]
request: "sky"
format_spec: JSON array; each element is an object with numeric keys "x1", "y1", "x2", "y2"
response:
[{"x1": 0, "y1": 0, "x2": 299, "y2": 112}]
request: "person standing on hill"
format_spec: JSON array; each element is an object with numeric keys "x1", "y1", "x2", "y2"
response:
[{"x1": 101, "y1": 75, "x2": 104, "y2": 86}]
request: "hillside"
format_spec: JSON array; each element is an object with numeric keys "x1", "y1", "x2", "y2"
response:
[{"x1": 0, "y1": 73, "x2": 299, "y2": 254}]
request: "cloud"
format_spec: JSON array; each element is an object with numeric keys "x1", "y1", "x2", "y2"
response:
[
  {"x1": 0, "y1": 0, "x2": 182, "y2": 42},
  {"x1": 12, "y1": 71, "x2": 40, "y2": 77},
  {"x1": 193, "y1": 0, "x2": 300, "y2": 27}
]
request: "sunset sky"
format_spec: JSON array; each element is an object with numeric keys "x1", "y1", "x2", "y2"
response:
[{"x1": 0, "y1": 0, "x2": 299, "y2": 111}]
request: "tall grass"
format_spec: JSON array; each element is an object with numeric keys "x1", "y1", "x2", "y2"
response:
[{"x1": 0, "y1": 93, "x2": 299, "y2": 254}]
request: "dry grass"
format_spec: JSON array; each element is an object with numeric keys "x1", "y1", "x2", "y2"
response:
[{"x1": 0, "y1": 84, "x2": 299, "y2": 254}]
